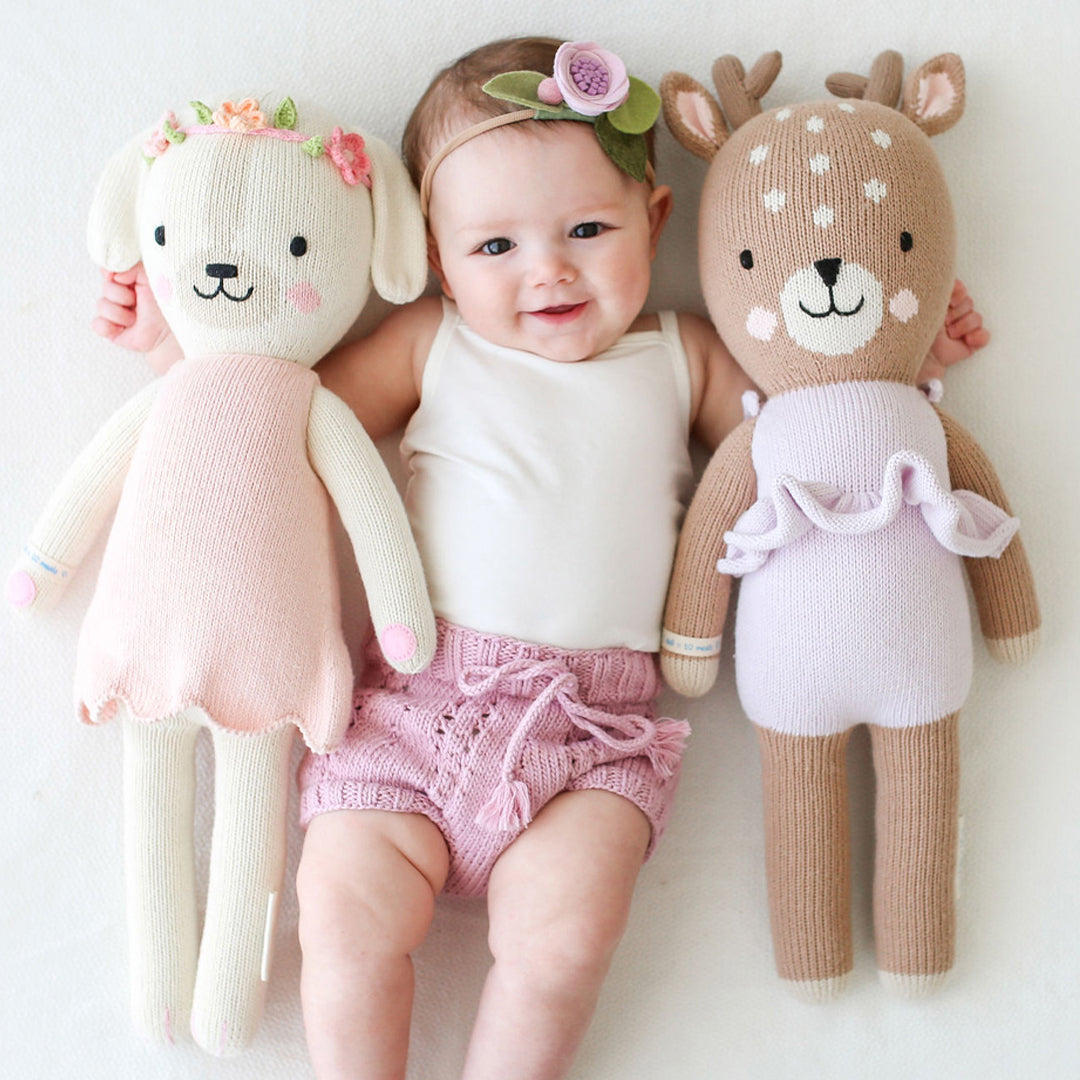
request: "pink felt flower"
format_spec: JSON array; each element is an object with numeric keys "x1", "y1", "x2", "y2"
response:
[
  {"x1": 213, "y1": 98, "x2": 266, "y2": 132},
  {"x1": 327, "y1": 127, "x2": 372, "y2": 187},
  {"x1": 552, "y1": 42, "x2": 630, "y2": 116},
  {"x1": 143, "y1": 111, "x2": 178, "y2": 159}
]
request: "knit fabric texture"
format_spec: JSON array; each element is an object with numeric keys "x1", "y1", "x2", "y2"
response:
[{"x1": 299, "y1": 621, "x2": 690, "y2": 897}]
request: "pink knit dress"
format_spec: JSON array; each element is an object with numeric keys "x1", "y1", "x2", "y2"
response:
[{"x1": 75, "y1": 354, "x2": 353, "y2": 753}]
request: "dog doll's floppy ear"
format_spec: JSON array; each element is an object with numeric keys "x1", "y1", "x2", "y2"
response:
[
  {"x1": 902, "y1": 54, "x2": 965, "y2": 137},
  {"x1": 363, "y1": 132, "x2": 428, "y2": 305},
  {"x1": 87, "y1": 130, "x2": 150, "y2": 272}
]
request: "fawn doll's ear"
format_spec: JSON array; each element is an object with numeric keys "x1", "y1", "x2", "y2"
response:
[
  {"x1": 87, "y1": 129, "x2": 152, "y2": 271},
  {"x1": 661, "y1": 72, "x2": 729, "y2": 161},
  {"x1": 364, "y1": 132, "x2": 428, "y2": 305},
  {"x1": 902, "y1": 54, "x2": 965, "y2": 136}
]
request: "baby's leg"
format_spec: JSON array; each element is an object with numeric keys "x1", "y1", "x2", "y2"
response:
[
  {"x1": 462, "y1": 789, "x2": 650, "y2": 1080},
  {"x1": 757, "y1": 726, "x2": 853, "y2": 1000},
  {"x1": 870, "y1": 714, "x2": 960, "y2": 997},
  {"x1": 296, "y1": 809, "x2": 449, "y2": 1080}
]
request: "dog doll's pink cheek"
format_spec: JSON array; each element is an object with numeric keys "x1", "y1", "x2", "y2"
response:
[
  {"x1": 287, "y1": 282, "x2": 322, "y2": 314},
  {"x1": 154, "y1": 274, "x2": 174, "y2": 305}
]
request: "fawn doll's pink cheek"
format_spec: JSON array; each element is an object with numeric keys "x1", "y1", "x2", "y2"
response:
[
  {"x1": 154, "y1": 274, "x2": 173, "y2": 305},
  {"x1": 889, "y1": 289, "x2": 919, "y2": 323},
  {"x1": 746, "y1": 306, "x2": 778, "y2": 341},
  {"x1": 287, "y1": 282, "x2": 322, "y2": 314}
]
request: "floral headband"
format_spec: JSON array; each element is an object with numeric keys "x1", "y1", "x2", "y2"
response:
[
  {"x1": 141, "y1": 97, "x2": 372, "y2": 188},
  {"x1": 419, "y1": 42, "x2": 661, "y2": 215}
]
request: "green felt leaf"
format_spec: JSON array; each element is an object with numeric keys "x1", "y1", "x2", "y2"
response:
[
  {"x1": 273, "y1": 97, "x2": 298, "y2": 130},
  {"x1": 190, "y1": 100, "x2": 214, "y2": 125},
  {"x1": 607, "y1": 77, "x2": 661, "y2": 135},
  {"x1": 533, "y1": 107, "x2": 592, "y2": 124},
  {"x1": 482, "y1": 71, "x2": 546, "y2": 109},
  {"x1": 594, "y1": 115, "x2": 647, "y2": 182},
  {"x1": 301, "y1": 135, "x2": 325, "y2": 157}
]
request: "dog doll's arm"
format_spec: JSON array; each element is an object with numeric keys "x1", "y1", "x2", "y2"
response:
[
  {"x1": 938, "y1": 409, "x2": 1041, "y2": 662},
  {"x1": 661, "y1": 418, "x2": 757, "y2": 696},
  {"x1": 307, "y1": 385, "x2": 436, "y2": 674},
  {"x1": 8, "y1": 379, "x2": 160, "y2": 612}
]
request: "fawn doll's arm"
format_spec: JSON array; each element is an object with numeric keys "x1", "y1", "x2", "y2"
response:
[
  {"x1": 660, "y1": 418, "x2": 757, "y2": 696},
  {"x1": 307, "y1": 385, "x2": 436, "y2": 673},
  {"x1": 938, "y1": 409, "x2": 1041, "y2": 662},
  {"x1": 8, "y1": 379, "x2": 160, "y2": 611}
]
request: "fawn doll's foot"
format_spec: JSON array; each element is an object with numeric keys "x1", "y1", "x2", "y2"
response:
[
  {"x1": 783, "y1": 972, "x2": 850, "y2": 1003},
  {"x1": 878, "y1": 969, "x2": 951, "y2": 999}
]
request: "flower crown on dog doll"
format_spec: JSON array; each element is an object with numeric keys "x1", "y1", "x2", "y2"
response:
[{"x1": 418, "y1": 40, "x2": 662, "y2": 214}]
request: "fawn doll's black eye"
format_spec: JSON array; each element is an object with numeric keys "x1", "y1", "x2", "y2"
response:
[
  {"x1": 739, "y1": 249, "x2": 754, "y2": 270},
  {"x1": 290, "y1": 236, "x2": 308, "y2": 257},
  {"x1": 154, "y1": 225, "x2": 166, "y2": 246},
  {"x1": 900, "y1": 231, "x2": 913, "y2": 252}
]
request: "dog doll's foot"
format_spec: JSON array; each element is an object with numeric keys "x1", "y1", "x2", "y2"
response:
[{"x1": 879, "y1": 969, "x2": 951, "y2": 998}]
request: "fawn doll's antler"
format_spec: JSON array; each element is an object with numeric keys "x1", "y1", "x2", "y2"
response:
[
  {"x1": 711, "y1": 52, "x2": 782, "y2": 129},
  {"x1": 825, "y1": 49, "x2": 904, "y2": 107}
]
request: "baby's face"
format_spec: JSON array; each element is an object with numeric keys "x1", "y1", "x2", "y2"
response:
[{"x1": 426, "y1": 121, "x2": 668, "y2": 362}]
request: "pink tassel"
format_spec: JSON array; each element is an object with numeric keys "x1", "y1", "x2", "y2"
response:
[
  {"x1": 646, "y1": 720, "x2": 691, "y2": 778},
  {"x1": 475, "y1": 777, "x2": 533, "y2": 832}
]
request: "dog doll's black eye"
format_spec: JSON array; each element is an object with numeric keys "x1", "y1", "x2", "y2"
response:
[
  {"x1": 290, "y1": 236, "x2": 308, "y2": 257},
  {"x1": 900, "y1": 231, "x2": 913, "y2": 252},
  {"x1": 739, "y1": 249, "x2": 754, "y2": 270},
  {"x1": 154, "y1": 225, "x2": 165, "y2": 246}
]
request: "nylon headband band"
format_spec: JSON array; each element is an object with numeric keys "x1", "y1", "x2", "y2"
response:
[{"x1": 418, "y1": 109, "x2": 656, "y2": 217}]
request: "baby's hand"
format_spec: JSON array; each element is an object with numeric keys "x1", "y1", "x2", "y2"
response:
[
  {"x1": 918, "y1": 279, "x2": 990, "y2": 384},
  {"x1": 91, "y1": 264, "x2": 170, "y2": 354}
]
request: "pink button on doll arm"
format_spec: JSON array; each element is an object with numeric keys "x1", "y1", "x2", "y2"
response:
[
  {"x1": 8, "y1": 379, "x2": 159, "y2": 613},
  {"x1": 306, "y1": 384, "x2": 436, "y2": 674}
]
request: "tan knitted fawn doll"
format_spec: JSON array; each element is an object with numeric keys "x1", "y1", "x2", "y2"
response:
[
  {"x1": 660, "y1": 51, "x2": 1040, "y2": 1000},
  {"x1": 7, "y1": 97, "x2": 436, "y2": 1053}
]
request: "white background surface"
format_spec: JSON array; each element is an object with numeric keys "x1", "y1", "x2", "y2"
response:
[{"x1": 2, "y1": 1, "x2": 1078, "y2": 1077}]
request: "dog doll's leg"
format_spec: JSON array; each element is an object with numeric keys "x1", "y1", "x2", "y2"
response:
[
  {"x1": 757, "y1": 726, "x2": 853, "y2": 1001},
  {"x1": 870, "y1": 714, "x2": 960, "y2": 997},
  {"x1": 122, "y1": 709, "x2": 200, "y2": 1044},
  {"x1": 189, "y1": 725, "x2": 294, "y2": 1056}
]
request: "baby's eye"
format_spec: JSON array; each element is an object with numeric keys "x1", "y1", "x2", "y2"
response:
[
  {"x1": 570, "y1": 222, "x2": 604, "y2": 239},
  {"x1": 478, "y1": 238, "x2": 514, "y2": 256}
]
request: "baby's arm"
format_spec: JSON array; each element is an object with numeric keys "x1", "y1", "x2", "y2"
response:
[{"x1": 91, "y1": 265, "x2": 183, "y2": 374}]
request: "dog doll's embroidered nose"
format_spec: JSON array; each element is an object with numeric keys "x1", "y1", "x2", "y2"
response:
[
  {"x1": 814, "y1": 258, "x2": 842, "y2": 288},
  {"x1": 205, "y1": 263, "x2": 239, "y2": 279}
]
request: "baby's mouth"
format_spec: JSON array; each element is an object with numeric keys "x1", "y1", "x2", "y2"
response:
[{"x1": 528, "y1": 302, "x2": 587, "y2": 323}]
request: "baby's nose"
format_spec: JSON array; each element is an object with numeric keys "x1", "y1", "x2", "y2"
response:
[{"x1": 529, "y1": 248, "x2": 577, "y2": 286}]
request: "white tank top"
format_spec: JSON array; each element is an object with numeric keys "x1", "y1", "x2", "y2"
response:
[{"x1": 400, "y1": 299, "x2": 693, "y2": 651}]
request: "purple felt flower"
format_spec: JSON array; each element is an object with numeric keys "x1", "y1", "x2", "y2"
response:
[{"x1": 552, "y1": 42, "x2": 630, "y2": 116}]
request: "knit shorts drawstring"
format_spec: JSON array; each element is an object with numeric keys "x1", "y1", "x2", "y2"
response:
[{"x1": 456, "y1": 657, "x2": 689, "y2": 832}]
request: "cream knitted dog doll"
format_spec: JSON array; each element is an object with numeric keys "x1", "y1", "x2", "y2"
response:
[
  {"x1": 7, "y1": 96, "x2": 436, "y2": 1053},
  {"x1": 660, "y1": 52, "x2": 1040, "y2": 1000}
]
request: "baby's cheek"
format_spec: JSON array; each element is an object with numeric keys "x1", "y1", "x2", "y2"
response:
[
  {"x1": 154, "y1": 273, "x2": 174, "y2": 306},
  {"x1": 287, "y1": 282, "x2": 322, "y2": 314}
]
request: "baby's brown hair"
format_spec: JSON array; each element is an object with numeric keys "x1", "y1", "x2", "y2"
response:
[{"x1": 403, "y1": 36, "x2": 656, "y2": 190}]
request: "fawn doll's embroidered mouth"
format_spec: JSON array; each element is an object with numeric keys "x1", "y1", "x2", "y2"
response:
[{"x1": 799, "y1": 291, "x2": 866, "y2": 319}]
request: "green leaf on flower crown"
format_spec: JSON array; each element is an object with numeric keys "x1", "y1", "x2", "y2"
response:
[
  {"x1": 274, "y1": 97, "x2": 298, "y2": 130},
  {"x1": 606, "y1": 77, "x2": 661, "y2": 135},
  {"x1": 594, "y1": 114, "x2": 648, "y2": 182},
  {"x1": 190, "y1": 100, "x2": 214, "y2": 124},
  {"x1": 301, "y1": 135, "x2": 325, "y2": 157},
  {"x1": 533, "y1": 107, "x2": 592, "y2": 123},
  {"x1": 162, "y1": 118, "x2": 186, "y2": 144},
  {"x1": 482, "y1": 71, "x2": 547, "y2": 110}
]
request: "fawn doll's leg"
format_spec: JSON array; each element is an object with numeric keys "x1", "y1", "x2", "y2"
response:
[
  {"x1": 757, "y1": 726, "x2": 853, "y2": 1000},
  {"x1": 870, "y1": 713, "x2": 960, "y2": 997},
  {"x1": 461, "y1": 789, "x2": 650, "y2": 1080},
  {"x1": 189, "y1": 724, "x2": 294, "y2": 1055},
  {"x1": 122, "y1": 708, "x2": 200, "y2": 1044},
  {"x1": 296, "y1": 809, "x2": 449, "y2": 1080}
]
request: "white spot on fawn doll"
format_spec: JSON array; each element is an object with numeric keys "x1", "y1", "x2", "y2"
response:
[
  {"x1": 864, "y1": 178, "x2": 887, "y2": 203},
  {"x1": 807, "y1": 115, "x2": 825, "y2": 133},
  {"x1": 871, "y1": 129, "x2": 892, "y2": 148},
  {"x1": 775, "y1": 108, "x2": 792, "y2": 122},
  {"x1": 763, "y1": 189, "x2": 786, "y2": 213},
  {"x1": 746, "y1": 307, "x2": 778, "y2": 341},
  {"x1": 838, "y1": 103, "x2": 856, "y2": 113},
  {"x1": 809, "y1": 154, "x2": 830, "y2": 174},
  {"x1": 749, "y1": 144, "x2": 769, "y2": 165},
  {"x1": 889, "y1": 289, "x2": 920, "y2": 322},
  {"x1": 813, "y1": 205, "x2": 834, "y2": 228}
]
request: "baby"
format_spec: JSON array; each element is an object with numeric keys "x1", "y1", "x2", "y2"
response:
[{"x1": 94, "y1": 37, "x2": 987, "y2": 1080}]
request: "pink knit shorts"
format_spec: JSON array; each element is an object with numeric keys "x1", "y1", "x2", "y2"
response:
[{"x1": 298, "y1": 621, "x2": 690, "y2": 897}]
